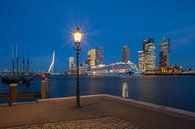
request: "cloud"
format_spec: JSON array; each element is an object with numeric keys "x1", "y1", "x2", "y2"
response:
[
  {"x1": 168, "y1": 25, "x2": 195, "y2": 35},
  {"x1": 167, "y1": 25, "x2": 195, "y2": 49}
]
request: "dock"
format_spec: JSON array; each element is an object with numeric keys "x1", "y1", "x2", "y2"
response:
[{"x1": 0, "y1": 94, "x2": 195, "y2": 129}]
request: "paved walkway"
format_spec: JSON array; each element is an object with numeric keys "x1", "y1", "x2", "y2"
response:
[
  {"x1": 0, "y1": 94, "x2": 195, "y2": 129},
  {"x1": 5, "y1": 117, "x2": 143, "y2": 129}
]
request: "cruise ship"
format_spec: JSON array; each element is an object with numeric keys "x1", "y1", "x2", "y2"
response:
[{"x1": 87, "y1": 61, "x2": 142, "y2": 76}]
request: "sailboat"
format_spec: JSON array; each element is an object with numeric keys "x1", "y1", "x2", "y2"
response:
[{"x1": 1, "y1": 46, "x2": 34, "y2": 84}]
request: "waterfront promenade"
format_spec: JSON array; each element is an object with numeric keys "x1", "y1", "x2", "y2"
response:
[{"x1": 0, "y1": 94, "x2": 195, "y2": 129}]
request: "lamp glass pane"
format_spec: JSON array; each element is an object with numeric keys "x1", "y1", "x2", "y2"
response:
[{"x1": 74, "y1": 32, "x2": 82, "y2": 43}]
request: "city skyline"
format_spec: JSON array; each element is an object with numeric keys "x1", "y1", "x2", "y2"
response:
[{"x1": 0, "y1": 0, "x2": 195, "y2": 71}]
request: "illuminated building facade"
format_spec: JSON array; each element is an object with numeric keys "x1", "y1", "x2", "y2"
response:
[
  {"x1": 122, "y1": 45, "x2": 130, "y2": 63},
  {"x1": 159, "y1": 52, "x2": 167, "y2": 70},
  {"x1": 96, "y1": 47, "x2": 104, "y2": 65},
  {"x1": 88, "y1": 49, "x2": 96, "y2": 69},
  {"x1": 143, "y1": 39, "x2": 156, "y2": 71},
  {"x1": 138, "y1": 51, "x2": 144, "y2": 70},
  {"x1": 159, "y1": 37, "x2": 171, "y2": 72},
  {"x1": 88, "y1": 47, "x2": 104, "y2": 69},
  {"x1": 68, "y1": 57, "x2": 86, "y2": 75},
  {"x1": 69, "y1": 57, "x2": 75, "y2": 74}
]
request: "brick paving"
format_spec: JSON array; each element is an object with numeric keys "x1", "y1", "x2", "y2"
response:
[
  {"x1": 6, "y1": 117, "x2": 143, "y2": 129},
  {"x1": 1, "y1": 95, "x2": 195, "y2": 129}
]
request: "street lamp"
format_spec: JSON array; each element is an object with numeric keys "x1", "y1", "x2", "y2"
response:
[{"x1": 72, "y1": 27, "x2": 83, "y2": 108}]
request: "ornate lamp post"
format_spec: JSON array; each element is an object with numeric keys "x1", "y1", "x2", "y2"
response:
[{"x1": 72, "y1": 27, "x2": 83, "y2": 108}]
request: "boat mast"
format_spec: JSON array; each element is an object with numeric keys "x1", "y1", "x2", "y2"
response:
[
  {"x1": 16, "y1": 44, "x2": 19, "y2": 75},
  {"x1": 12, "y1": 46, "x2": 15, "y2": 76},
  {"x1": 27, "y1": 51, "x2": 30, "y2": 74},
  {"x1": 22, "y1": 51, "x2": 25, "y2": 74}
]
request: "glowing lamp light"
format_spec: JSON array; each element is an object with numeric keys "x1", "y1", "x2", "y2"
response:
[{"x1": 72, "y1": 27, "x2": 83, "y2": 45}]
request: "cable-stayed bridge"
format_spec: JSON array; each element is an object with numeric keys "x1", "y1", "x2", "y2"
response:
[{"x1": 48, "y1": 51, "x2": 55, "y2": 74}]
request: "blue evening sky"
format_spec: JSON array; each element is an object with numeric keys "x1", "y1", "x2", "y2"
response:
[{"x1": 0, "y1": 0, "x2": 195, "y2": 72}]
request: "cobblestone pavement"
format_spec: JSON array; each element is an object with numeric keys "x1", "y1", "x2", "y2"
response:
[{"x1": 6, "y1": 117, "x2": 144, "y2": 129}]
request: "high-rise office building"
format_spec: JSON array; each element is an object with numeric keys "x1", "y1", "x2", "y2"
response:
[
  {"x1": 122, "y1": 45, "x2": 130, "y2": 63},
  {"x1": 88, "y1": 47, "x2": 104, "y2": 69},
  {"x1": 159, "y1": 37, "x2": 171, "y2": 69},
  {"x1": 138, "y1": 51, "x2": 144, "y2": 70},
  {"x1": 143, "y1": 39, "x2": 156, "y2": 71},
  {"x1": 69, "y1": 57, "x2": 86, "y2": 75},
  {"x1": 96, "y1": 47, "x2": 104, "y2": 65},
  {"x1": 159, "y1": 52, "x2": 167, "y2": 69},
  {"x1": 69, "y1": 57, "x2": 75, "y2": 73},
  {"x1": 88, "y1": 49, "x2": 96, "y2": 69}
]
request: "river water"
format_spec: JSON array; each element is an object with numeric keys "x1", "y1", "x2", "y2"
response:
[{"x1": 0, "y1": 76, "x2": 195, "y2": 112}]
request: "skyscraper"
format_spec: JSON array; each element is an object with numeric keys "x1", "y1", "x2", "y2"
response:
[
  {"x1": 88, "y1": 49, "x2": 96, "y2": 69},
  {"x1": 96, "y1": 47, "x2": 104, "y2": 65},
  {"x1": 69, "y1": 57, "x2": 75, "y2": 74},
  {"x1": 122, "y1": 45, "x2": 130, "y2": 63},
  {"x1": 138, "y1": 51, "x2": 144, "y2": 70},
  {"x1": 143, "y1": 39, "x2": 156, "y2": 71},
  {"x1": 159, "y1": 37, "x2": 171, "y2": 70},
  {"x1": 88, "y1": 47, "x2": 104, "y2": 70},
  {"x1": 69, "y1": 57, "x2": 85, "y2": 75}
]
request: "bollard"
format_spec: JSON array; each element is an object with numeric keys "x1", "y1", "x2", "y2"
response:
[
  {"x1": 122, "y1": 82, "x2": 129, "y2": 98},
  {"x1": 41, "y1": 80, "x2": 48, "y2": 99},
  {"x1": 41, "y1": 73, "x2": 48, "y2": 99},
  {"x1": 9, "y1": 83, "x2": 18, "y2": 106}
]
